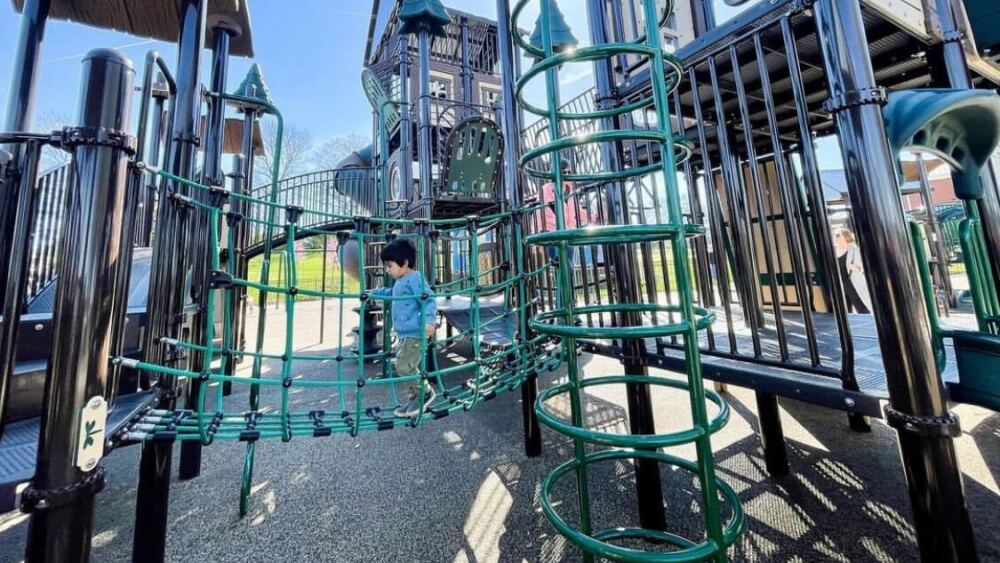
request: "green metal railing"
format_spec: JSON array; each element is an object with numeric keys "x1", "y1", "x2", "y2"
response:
[
  {"x1": 958, "y1": 203, "x2": 1000, "y2": 332},
  {"x1": 512, "y1": 0, "x2": 743, "y2": 561}
]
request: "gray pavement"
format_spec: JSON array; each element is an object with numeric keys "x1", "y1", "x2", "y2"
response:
[{"x1": 1, "y1": 300, "x2": 998, "y2": 562}]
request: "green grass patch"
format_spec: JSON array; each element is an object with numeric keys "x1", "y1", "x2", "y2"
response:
[{"x1": 246, "y1": 249, "x2": 360, "y2": 304}]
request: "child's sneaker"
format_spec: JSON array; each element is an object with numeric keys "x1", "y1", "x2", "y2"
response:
[{"x1": 394, "y1": 386, "x2": 437, "y2": 418}]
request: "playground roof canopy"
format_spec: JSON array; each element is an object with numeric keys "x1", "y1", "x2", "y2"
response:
[{"x1": 10, "y1": 0, "x2": 255, "y2": 57}]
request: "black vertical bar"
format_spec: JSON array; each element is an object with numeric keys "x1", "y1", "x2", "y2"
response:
[
  {"x1": 398, "y1": 33, "x2": 413, "y2": 211},
  {"x1": 0, "y1": 142, "x2": 42, "y2": 440},
  {"x1": 915, "y1": 156, "x2": 953, "y2": 302},
  {"x1": 708, "y1": 56, "x2": 764, "y2": 352},
  {"x1": 0, "y1": 0, "x2": 49, "y2": 139},
  {"x1": 782, "y1": 16, "x2": 856, "y2": 384},
  {"x1": 755, "y1": 391, "x2": 789, "y2": 476},
  {"x1": 753, "y1": 33, "x2": 821, "y2": 366},
  {"x1": 729, "y1": 44, "x2": 789, "y2": 359},
  {"x1": 133, "y1": 1, "x2": 207, "y2": 561},
  {"x1": 460, "y1": 17, "x2": 473, "y2": 104},
  {"x1": 109, "y1": 52, "x2": 166, "y2": 403},
  {"x1": 587, "y1": 0, "x2": 666, "y2": 532},
  {"x1": 24, "y1": 47, "x2": 134, "y2": 563},
  {"x1": 497, "y1": 0, "x2": 540, "y2": 457},
  {"x1": 814, "y1": 1, "x2": 978, "y2": 560},
  {"x1": 0, "y1": 0, "x2": 51, "y2": 440},
  {"x1": 139, "y1": 85, "x2": 168, "y2": 247},
  {"x1": 179, "y1": 22, "x2": 233, "y2": 482},
  {"x1": 689, "y1": 66, "x2": 738, "y2": 354}
]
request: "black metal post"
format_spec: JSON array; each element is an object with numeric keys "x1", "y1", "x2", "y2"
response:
[
  {"x1": 814, "y1": 1, "x2": 978, "y2": 560},
  {"x1": 399, "y1": 35, "x2": 413, "y2": 210},
  {"x1": 460, "y1": 17, "x2": 473, "y2": 104},
  {"x1": 222, "y1": 151, "x2": 246, "y2": 397},
  {"x1": 133, "y1": 1, "x2": 207, "y2": 560},
  {"x1": 496, "y1": 0, "x2": 541, "y2": 457},
  {"x1": 754, "y1": 391, "x2": 789, "y2": 476},
  {"x1": 0, "y1": 0, "x2": 51, "y2": 440},
  {"x1": 179, "y1": 22, "x2": 235, "y2": 482},
  {"x1": 137, "y1": 83, "x2": 168, "y2": 247},
  {"x1": 925, "y1": 0, "x2": 1000, "y2": 300},
  {"x1": 23, "y1": 47, "x2": 135, "y2": 563},
  {"x1": 916, "y1": 155, "x2": 954, "y2": 301},
  {"x1": 0, "y1": 141, "x2": 42, "y2": 441},
  {"x1": 415, "y1": 28, "x2": 433, "y2": 217},
  {"x1": 587, "y1": 0, "x2": 666, "y2": 532}
]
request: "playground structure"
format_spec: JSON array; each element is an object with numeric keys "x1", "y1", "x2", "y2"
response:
[{"x1": 0, "y1": 0, "x2": 998, "y2": 562}]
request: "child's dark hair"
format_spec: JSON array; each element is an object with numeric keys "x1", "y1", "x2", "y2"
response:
[{"x1": 380, "y1": 238, "x2": 417, "y2": 268}]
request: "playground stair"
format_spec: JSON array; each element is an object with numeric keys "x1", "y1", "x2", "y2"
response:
[{"x1": 0, "y1": 390, "x2": 158, "y2": 513}]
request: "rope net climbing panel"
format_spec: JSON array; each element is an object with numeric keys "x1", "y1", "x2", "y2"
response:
[{"x1": 115, "y1": 105, "x2": 561, "y2": 509}]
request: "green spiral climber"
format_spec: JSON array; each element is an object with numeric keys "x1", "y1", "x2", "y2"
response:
[{"x1": 512, "y1": 0, "x2": 744, "y2": 560}]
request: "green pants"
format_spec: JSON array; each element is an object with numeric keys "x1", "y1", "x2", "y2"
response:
[{"x1": 394, "y1": 337, "x2": 426, "y2": 398}]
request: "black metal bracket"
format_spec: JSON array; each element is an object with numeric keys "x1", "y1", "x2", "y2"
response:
[
  {"x1": 789, "y1": 0, "x2": 816, "y2": 15},
  {"x1": 822, "y1": 87, "x2": 887, "y2": 115},
  {"x1": 594, "y1": 88, "x2": 620, "y2": 111},
  {"x1": 208, "y1": 269, "x2": 234, "y2": 289},
  {"x1": 884, "y1": 406, "x2": 961, "y2": 438},
  {"x1": 20, "y1": 466, "x2": 107, "y2": 513},
  {"x1": 60, "y1": 126, "x2": 137, "y2": 155},
  {"x1": 939, "y1": 29, "x2": 964, "y2": 44},
  {"x1": 285, "y1": 204, "x2": 304, "y2": 224},
  {"x1": 173, "y1": 132, "x2": 202, "y2": 147}
]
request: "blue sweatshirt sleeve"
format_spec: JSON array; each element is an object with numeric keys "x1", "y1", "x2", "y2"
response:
[
  {"x1": 371, "y1": 286, "x2": 392, "y2": 297},
  {"x1": 422, "y1": 276, "x2": 437, "y2": 325}
]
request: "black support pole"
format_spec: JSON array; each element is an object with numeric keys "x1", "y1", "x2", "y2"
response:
[
  {"x1": 23, "y1": 47, "x2": 135, "y2": 563},
  {"x1": 0, "y1": 0, "x2": 51, "y2": 441},
  {"x1": 0, "y1": 141, "x2": 42, "y2": 442},
  {"x1": 133, "y1": 1, "x2": 207, "y2": 561},
  {"x1": 587, "y1": 0, "x2": 666, "y2": 532},
  {"x1": 179, "y1": 22, "x2": 235, "y2": 482},
  {"x1": 496, "y1": 0, "x2": 541, "y2": 457},
  {"x1": 813, "y1": 1, "x2": 978, "y2": 561}
]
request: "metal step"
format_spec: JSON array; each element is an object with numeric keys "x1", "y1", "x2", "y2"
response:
[{"x1": 0, "y1": 390, "x2": 158, "y2": 512}]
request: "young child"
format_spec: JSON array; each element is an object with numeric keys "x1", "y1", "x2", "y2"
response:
[{"x1": 370, "y1": 239, "x2": 438, "y2": 417}]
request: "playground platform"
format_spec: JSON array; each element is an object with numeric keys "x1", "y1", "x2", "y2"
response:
[
  {"x1": 1, "y1": 300, "x2": 996, "y2": 562},
  {"x1": 581, "y1": 307, "x2": 981, "y2": 417}
]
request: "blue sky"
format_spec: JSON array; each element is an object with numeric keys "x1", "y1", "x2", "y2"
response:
[{"x1": 0, "y1": 0, "x2": 841, "y2": 168}]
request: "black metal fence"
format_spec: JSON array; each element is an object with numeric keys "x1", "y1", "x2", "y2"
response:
[
  {"x1": 26, "y1": 162, "x2": 70, "y2": 303},
  {"x1": 247, "y1": 167, "x2": 376, "y2": 251},
  {"x1": 520, "y1": 1, "x2": 874, "y2": 392}
]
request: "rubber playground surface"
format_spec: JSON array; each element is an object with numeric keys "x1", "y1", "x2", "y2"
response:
[{"x1": 1, "y1": 300, "x2": 998, "y2": 562}]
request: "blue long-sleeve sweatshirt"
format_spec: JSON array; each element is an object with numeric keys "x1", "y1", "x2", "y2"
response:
[{"x1": 371, "y1": 271, "x2": 437, "y2": 339}]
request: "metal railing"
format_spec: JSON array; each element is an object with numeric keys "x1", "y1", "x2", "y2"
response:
[
  {"x1": 26, "y1": 162, "x2": 71, "y2": 303},
  {"x1": 248, "y1": 167, "x2": 376, "y2": 250},
  {"x1": 520, "y1": 3, "x2": 864, "y2": 389}
]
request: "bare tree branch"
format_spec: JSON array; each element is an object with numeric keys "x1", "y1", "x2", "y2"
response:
[
  {"x1": 253, "y1": 119, "x2": 314, "y2": 184},
  {"x1": 35, "y1": 110, "x2": 73, "y2": 170},
  {"x1": 313, "y1": 133, "x2": 370, "y2": 170}
]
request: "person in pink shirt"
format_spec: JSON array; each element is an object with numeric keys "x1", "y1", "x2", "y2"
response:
[{"x1": 537, "y1": 160, "x2": 591, "y2": 307}]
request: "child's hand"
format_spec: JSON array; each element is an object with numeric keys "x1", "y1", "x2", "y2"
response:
[{"x1": 425, "y1": 324, "x2": 436, "y2": 338}]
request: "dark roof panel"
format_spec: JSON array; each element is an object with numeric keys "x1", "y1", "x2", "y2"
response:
[{"x1": 11, "y1": 0, "x2": 254, "y2": 57}]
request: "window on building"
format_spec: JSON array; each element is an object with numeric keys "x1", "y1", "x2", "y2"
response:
[
  {"x1": 429, "y1": 76, "x2": 452, "y2": 100},
  {"x1": 480, "y1": 85, "x2": 501, "y2": 107}
]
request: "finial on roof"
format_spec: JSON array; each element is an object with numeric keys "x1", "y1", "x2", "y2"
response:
[
  {"x1": 398, "y1": 0, "x2": 451, "y2": 38},
  {"x1": 528, "y1": 0, "x2": 578, "y2": 59},
  {"x1": 233, "y1": 63, "x2": 273, "y2": 105}
]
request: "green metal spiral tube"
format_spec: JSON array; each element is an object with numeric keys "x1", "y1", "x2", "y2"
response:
[{"x1": 511, "y1": 1, "x2": 744, "y2": 560}]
